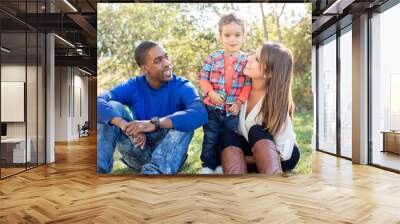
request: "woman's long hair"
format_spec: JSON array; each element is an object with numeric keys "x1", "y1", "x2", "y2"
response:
[{"x1": 258, "y1": 42, "x2": 294, "y2": 136}]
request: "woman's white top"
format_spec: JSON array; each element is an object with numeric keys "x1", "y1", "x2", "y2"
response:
[{"x1": 237, "y1": 97, "x2": 297, "y2": 161}]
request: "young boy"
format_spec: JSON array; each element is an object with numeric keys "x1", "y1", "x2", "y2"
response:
[{"x1": 198, "y1": 13, "x2": 251, "y2": 174}]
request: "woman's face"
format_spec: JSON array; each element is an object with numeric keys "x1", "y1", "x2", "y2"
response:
[{"x1": 243, "y1": 47, "x2": 264, "y2": 79}]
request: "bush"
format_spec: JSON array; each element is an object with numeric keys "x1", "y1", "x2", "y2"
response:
[{"x1": 293, "y1": 72, "x2": 313, "y2": 112}]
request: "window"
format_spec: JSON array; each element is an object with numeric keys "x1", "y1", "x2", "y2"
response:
[
  {"x1": 317, "y1": 35, "x2": 337, "y2": 154},
  {"x1": 0, "y1": 1, "x2": 46, "y2": 179},
  {"x1": 340, "y1": 27, "x2": 352, "y2": 158},
  {"x1": 371, "y1": 3, "x2": 400, "y2": 171}
]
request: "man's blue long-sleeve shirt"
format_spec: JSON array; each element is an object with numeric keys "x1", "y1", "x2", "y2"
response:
[{"x1": 97, "y1": 74, "x2": 208, "y2": 132}]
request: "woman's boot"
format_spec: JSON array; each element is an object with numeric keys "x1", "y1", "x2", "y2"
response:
[
  {"x1": 252, "y1": 140, "x2": 283, "y2": 175},
  {"x1": 221, "y1": 146, "x2": 247, "y2": 174}
]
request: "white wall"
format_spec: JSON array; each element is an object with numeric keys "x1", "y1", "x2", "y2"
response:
[
  {"x1": 55, "y1": 67, "x2": 89, "y2": 141},
  {"x1": 55, "y1": 67, "x2": 69, "y2": 141},
  {"x1": 72, "y1": 72, "x2": 89, "y2": 138},
  {"x1": 1, "y1": 82, "x2": 25, "y2": 122},
  {"x1": 1, "y1": 65, "x2": 26, "y2": 82}
]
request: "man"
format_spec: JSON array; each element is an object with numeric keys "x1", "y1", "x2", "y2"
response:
[{"x1": 97, "y1": 41, "x2": 208, "y2": 174}]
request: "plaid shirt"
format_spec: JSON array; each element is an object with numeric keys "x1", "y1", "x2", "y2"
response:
[{"x1": 198, "y1": 49, "x2": 251, "y2": 111}]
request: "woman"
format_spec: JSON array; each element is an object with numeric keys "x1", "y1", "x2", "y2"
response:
[{"x1": 220, "y1": 42, "x2": 300, "y2": 174}]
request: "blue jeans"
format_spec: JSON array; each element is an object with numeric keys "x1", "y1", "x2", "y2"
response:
[
  {"x1": 97, "y1": 101, "x2": 194, "y2": 174},
  {"x1": 201, "y1": 105, "x2": 238, "y2": 169}
]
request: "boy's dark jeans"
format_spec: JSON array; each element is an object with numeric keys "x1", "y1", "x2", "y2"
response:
[{"x1": 201, "y1": 105, "x2": 238, "y2": 170}]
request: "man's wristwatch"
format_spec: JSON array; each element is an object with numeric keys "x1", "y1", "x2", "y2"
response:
[{"x1": 150, "y1": 117, "x2": 160, "y2": 131}]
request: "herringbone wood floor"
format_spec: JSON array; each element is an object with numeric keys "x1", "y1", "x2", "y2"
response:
[{"x1": 1, "y1": 135, "x2": 400, "y2": 223}]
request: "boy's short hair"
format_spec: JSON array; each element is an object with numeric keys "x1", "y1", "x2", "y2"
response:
[
  {"x1": 135, "y1": 41, "x2": 159, "y2": 66},
  {"x1": 218, "y1": 13, "x2": 245, "y2": 34}
]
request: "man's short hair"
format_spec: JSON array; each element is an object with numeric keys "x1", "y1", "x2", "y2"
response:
[
  {"x1": 134, "y1": 41, "x2": 159, "y2": 66},
  {"x1": 218, "y1": 13, "x2": 245, "y2": 34}
]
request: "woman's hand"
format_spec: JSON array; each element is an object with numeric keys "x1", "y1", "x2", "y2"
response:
[
  {"x1": 208, "y1": 90, "x2": 225, "y2": 105},
  {"x1": 228, "y1": 101, "x2": 242, "y2": 116}
]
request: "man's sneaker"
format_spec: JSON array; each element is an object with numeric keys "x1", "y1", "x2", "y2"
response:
[
  {"x1": 214, "y1": 166, "x2": 223, "y2": 174},
  {"x1": 199, "y1": 167, "x2": 214, "y2": 174}
]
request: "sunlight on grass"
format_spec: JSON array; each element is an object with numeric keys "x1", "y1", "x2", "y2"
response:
[{"x1": 291, "y1": 111, "x2": 313, "y2": 174}]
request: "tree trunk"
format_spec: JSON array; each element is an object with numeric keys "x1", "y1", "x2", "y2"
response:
[
  {"x1": 274, "y1": 4, "x2": 286, "y2": 42},
  {"x1": 260, "y1": 3, "x2": 268, "y2": 41}
]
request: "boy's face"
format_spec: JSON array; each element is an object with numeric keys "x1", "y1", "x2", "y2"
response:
[{"x1": 220, "y1": 22, "x2": 245, "y2": 54}]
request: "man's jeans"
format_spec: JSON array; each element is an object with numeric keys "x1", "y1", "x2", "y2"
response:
[
  {"x1": 97, "y1": 101, "x2": 194, "y2": 174},
  {"x1": 201, "y1": 105, "x2": 238, "y2": 170}
]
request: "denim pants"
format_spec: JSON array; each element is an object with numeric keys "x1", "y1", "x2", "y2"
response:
[
  {"x1": 97, "y1": 101, "x2": 194, "y2": 174},
  {"x1": 201, "y1": 105, "x2": 238, "y2": 169}
]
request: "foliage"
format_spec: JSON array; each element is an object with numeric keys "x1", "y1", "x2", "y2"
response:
[
  {"x1": 293, "y1": 71, "x2": 313, "y2": 112},
  {"x1": 98, "y1": 4, "x2": 312, "y2": 113}
]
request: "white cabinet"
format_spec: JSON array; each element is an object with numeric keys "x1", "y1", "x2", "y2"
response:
[{"x1": 1, "y1": 138, "x2": 31, "y2": 163}]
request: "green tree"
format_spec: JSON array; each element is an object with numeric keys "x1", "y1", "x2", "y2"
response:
[{"x1": 98, "y1": 3, "x2": 312, "y2": 111}]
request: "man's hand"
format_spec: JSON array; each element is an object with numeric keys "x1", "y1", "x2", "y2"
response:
[
  {"x1": 111, "y1": 117, "x2": 128, "y2": 132},
  {"x1": 132, "y1": 132, "x2": 146, "y2": 149},
  {"x1": 111, "y1": 118, "x2": 150, "y2": 149},
  {"x1": 125, "y1": 120, "x2": 156, "y2": 137},
  {"x1": 228, "y1": 101, "x2": 241, "y2": 116},
  {"x1": 208, "y1": 90, "x2": 225, "y2": 105}
]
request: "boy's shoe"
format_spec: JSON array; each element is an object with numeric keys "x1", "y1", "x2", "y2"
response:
[
  {"x1": 214, "y1": 166, "x2": 224, "y2": 174},
  {"x1": 199, "y1": 167, "x2": 214, "y2": 174}
]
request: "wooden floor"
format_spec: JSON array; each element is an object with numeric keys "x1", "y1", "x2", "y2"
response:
[
  {"x1": 372, "y1": 150, "x2": 400, "y2": 171},
  {"x1": 1, "y1": 167, "x2": 26, "y2": 178},
  {"x1": 1, "y1": 163, "x2": 45, "y2": 178},
  {"x1": 1, "y1": 135, "x2": 400, "y2": 223}
]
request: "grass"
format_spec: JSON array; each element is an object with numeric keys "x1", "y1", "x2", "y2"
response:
[
  {"x1": 112, "y1": 111, "x2": 313, "y2": 174},
  {"x1": 291, "y1": 111, "x2": 313, "y2": 174}
]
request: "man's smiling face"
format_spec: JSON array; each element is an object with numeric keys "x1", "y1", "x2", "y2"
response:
[{"x1": 142, "y1": 45, "x2": 173, "y2": 83}]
